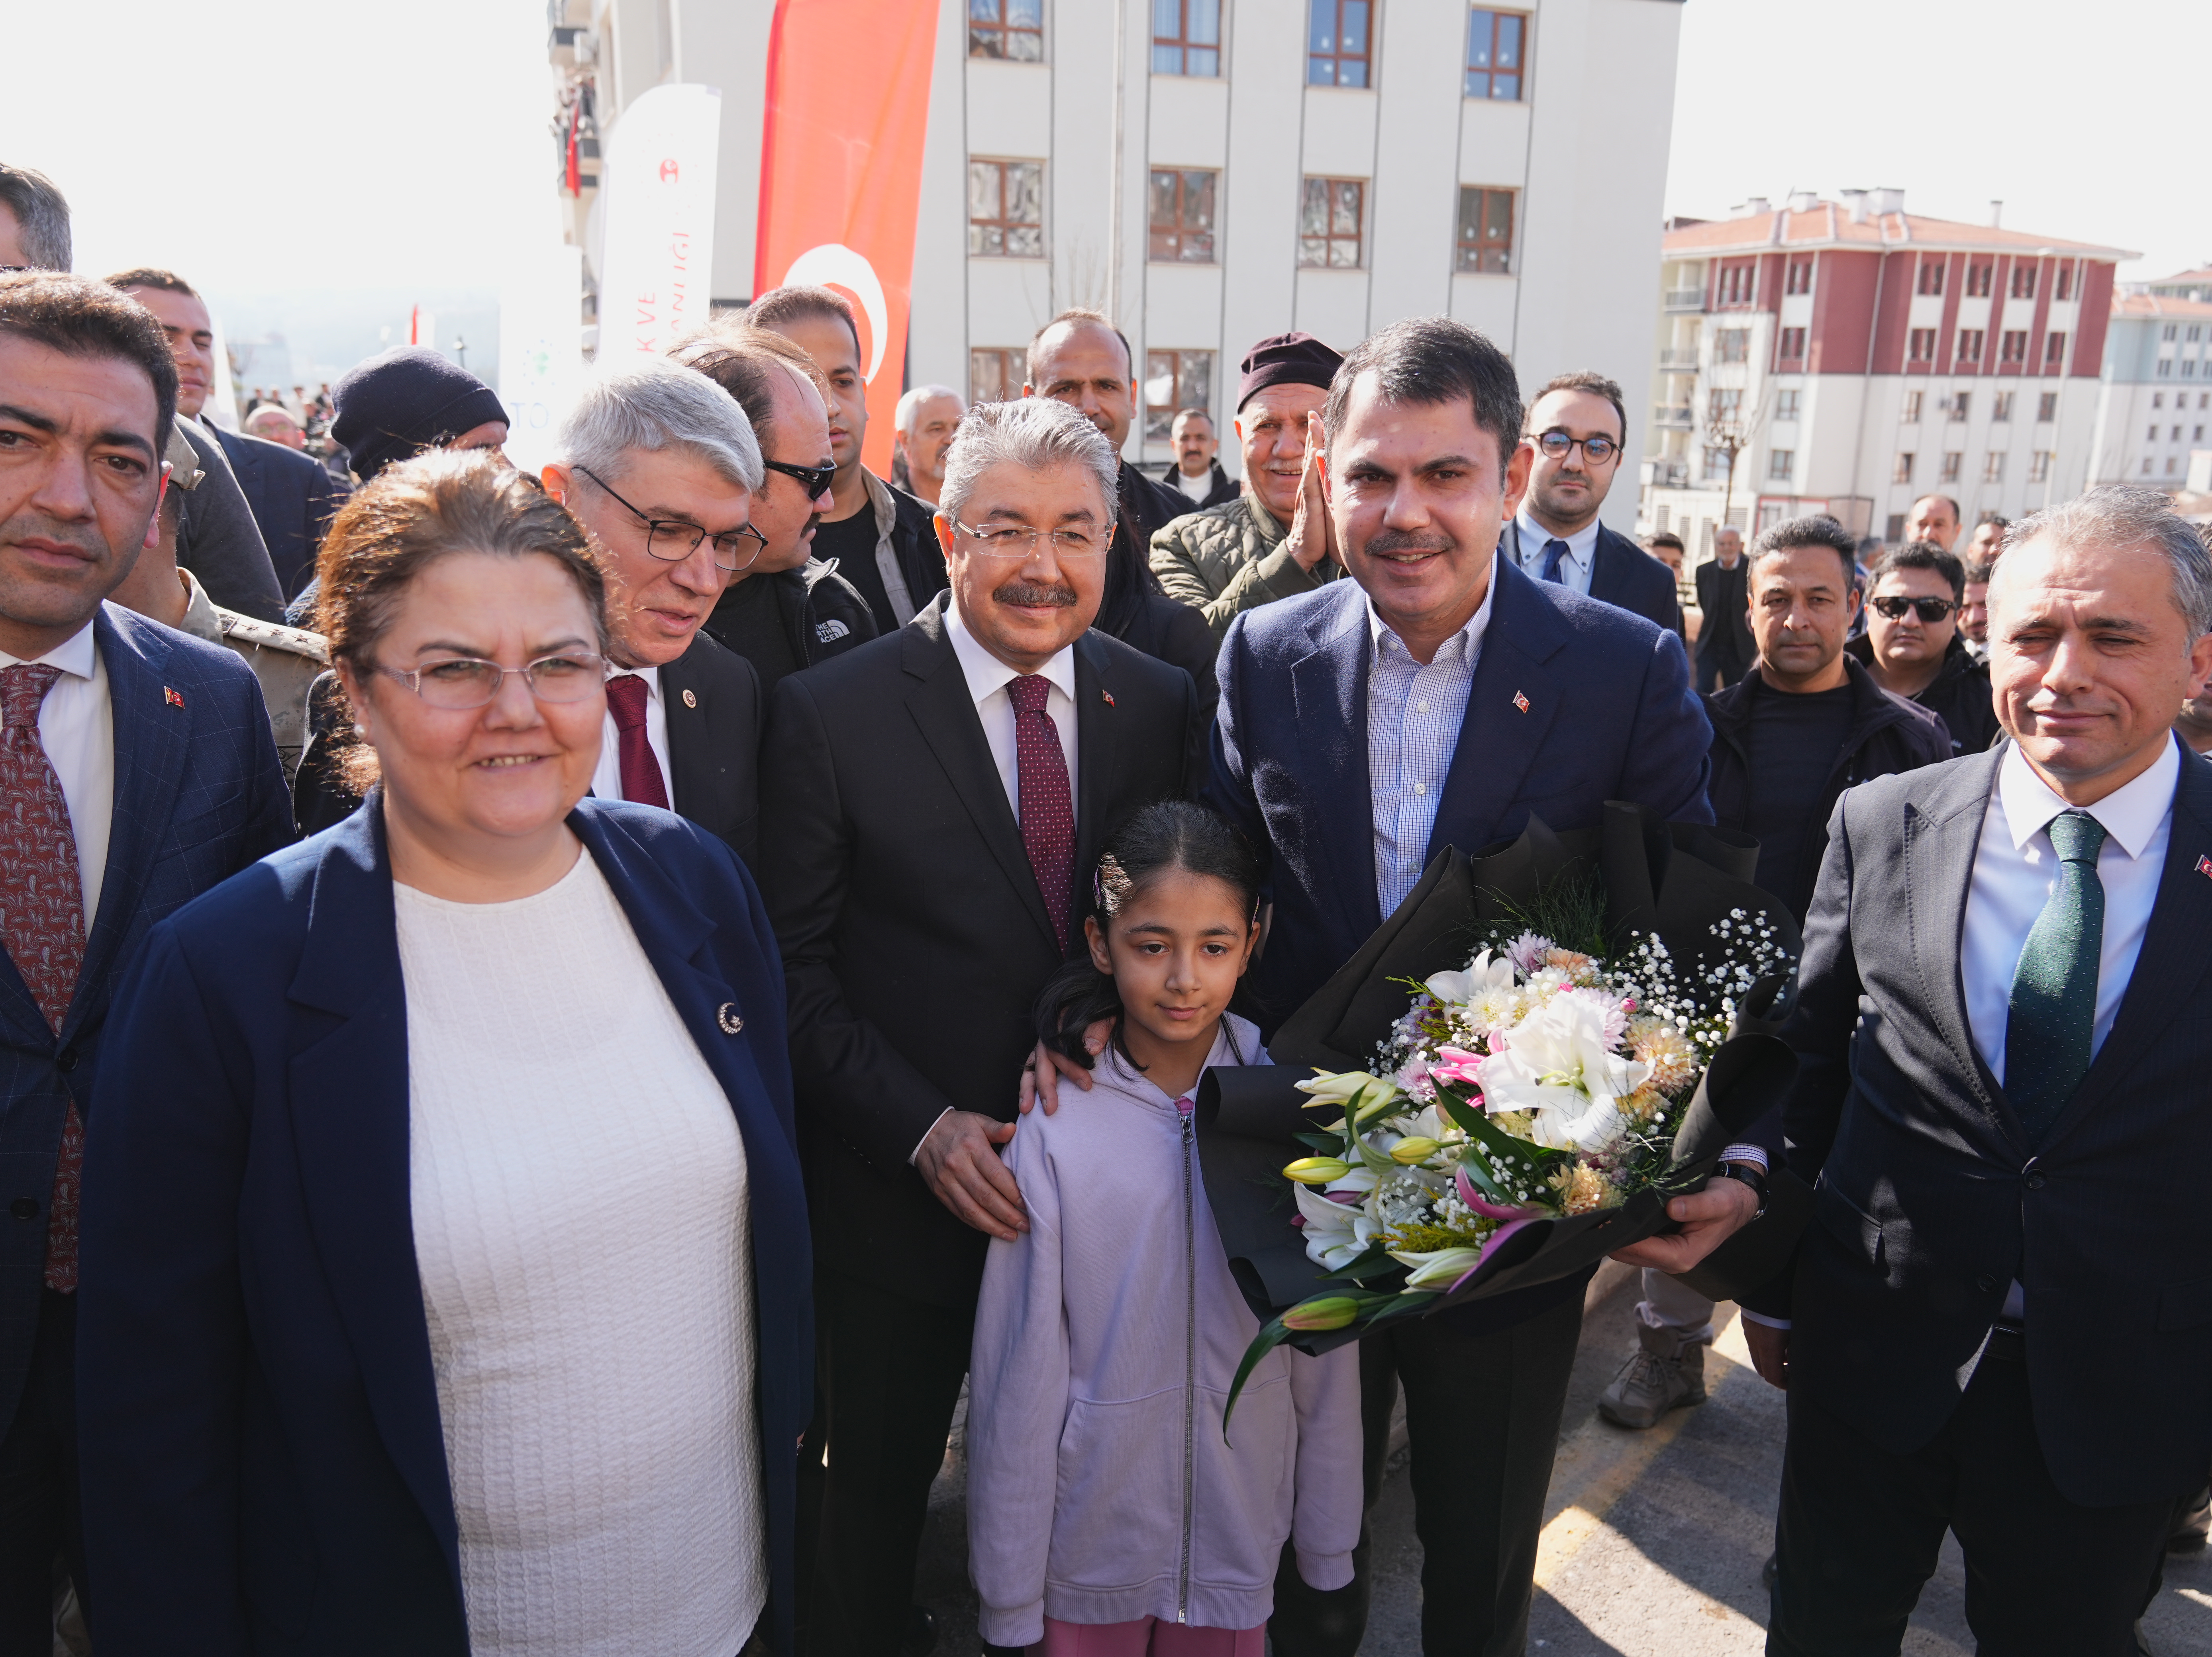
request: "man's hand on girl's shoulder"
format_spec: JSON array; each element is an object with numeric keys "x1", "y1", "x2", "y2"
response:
[{"x1": 1018, "y1": 1024, "x2": 1112, "y2": 1115}]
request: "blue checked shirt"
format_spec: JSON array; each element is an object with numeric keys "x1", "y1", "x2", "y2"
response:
[{"x1": 1367, "y1": 561, "x2": 1497, "y2": 917}]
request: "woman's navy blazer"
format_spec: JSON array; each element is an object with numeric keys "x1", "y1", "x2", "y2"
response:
[{"x1": 75, "y1": 797, "x2": 812, "y2": 1655}]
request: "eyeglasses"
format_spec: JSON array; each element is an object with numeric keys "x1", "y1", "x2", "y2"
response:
[
  {"x1": 953, "y1": 521, "x2": 1106, "y2": 560},
  {"x1": 1869, "y1": 594, "x2": 1959, "y2": 624},
  {"x1": 762, "y1": 457, "x2": 837, "y2": 498},
  {"x1": 576, "y1": 465, "x2": 766, "y2": 572},
  {"x1": 377, "y1": 653, "x2": 608, "y2": 710},
  {"x1": 1533, "y1": 430, "x2": 1620, "y2": 466}
]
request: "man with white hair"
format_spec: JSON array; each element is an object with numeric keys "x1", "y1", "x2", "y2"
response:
[
  {"x1": 542, "y1": 356, "x2": 771, "y2": 867},
  {"x1": 892, "y1": 382, "x2": 963, "y2": 507},
  {"x1": 761, "y1": 396, "x2": 1200, "y2": 1657}
]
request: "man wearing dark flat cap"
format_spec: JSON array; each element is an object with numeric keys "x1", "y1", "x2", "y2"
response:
[{"x1": 1150, "y1": 332, "x2": 1345, "y2": 640}]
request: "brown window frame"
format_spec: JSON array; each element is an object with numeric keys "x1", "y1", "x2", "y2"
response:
[
  {"x1": 1308, "y1": 0, "x2": 1372, "y2": 87},
  {"x1": 1152, "y1": 0, "x2": 1222, "y2": 76},
  {"x1": 1143, "y1": 349, "x2": 1215, "y2": 443},
  {"x1": 1917, "y1": 259, "x2": 1946, "y2": 296},
  {"x1": 1455, "y1": 186, "x2": 1515, "y2": 275},
  {"x1": 1785, "y1": 258, "x2": 1814, "y2": 296},
  {"x1": 1966, "y1": 261, "x2": 1992, "y2": 297},
  {"x1": 1299, "y1": 176, "x2": 1365, "y2": 268},
  {"x1": 1713, "y1": 330, "x2": 1750, "y2": 366},
  {"x1": 968, "y1": 158, "x2": 1045, "y2": 259},
  {"x1": 2000, "y1": 329, "x2": 2029, "y2": 363},
  {"x1": 1148, "y1": 168, "x2": 1218, "y2": 263},
  {"x1": 1464, "y1": 8, "x2": 1528, "y2": 100},
  {"x1": 2045, "y1": 331, "x2": 2067, "y2": 366},
  {"x1": 970, "y1": 0, "x2": 1044, "y2": 61},
  {"x1": 2010, "y1": 265, "x2": 2037, "y2": 300},
  {"x1": 1956, "y1": 328, "x2": 1984, "y2": 364},
  {"x1": 969, "y1": 347, "x2": 1025, "y2": 405},
  {"x1": 1778, "y1": 326, "x2": 1807, "y2": 361},
  {"x1": 1908, "y1": 328, "x2": 1937, "y2": 363}
]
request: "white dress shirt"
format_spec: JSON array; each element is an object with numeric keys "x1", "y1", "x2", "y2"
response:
[
  {"x1": 943, "y1": 602, "x2": 1079, "y2": 815},
  {"x1": 1366, "y1": 559, "x2": 1495, "y2": 917},
  {"x1": 0, "y1": 620, "x2": 112, "y2": 930},
  {"x1": 590, "y1": 665, "x2": 672, "y2": 808},
  {"x1": 1514, "y1": 510, "x2": 1600, "y2": 597}
]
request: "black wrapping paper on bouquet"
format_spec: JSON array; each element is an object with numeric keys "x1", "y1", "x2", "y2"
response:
[{"x1": 1198, "y1": 803, "x2": 1807, "y2": 1357}]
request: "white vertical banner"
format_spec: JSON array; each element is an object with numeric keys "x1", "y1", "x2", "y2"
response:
[
  {"x1": 595, "y1": 83, "x2": 722, "y2": 359},
  {"x1": 498, "y1": 243, "x2": 586, "y2": 476}
]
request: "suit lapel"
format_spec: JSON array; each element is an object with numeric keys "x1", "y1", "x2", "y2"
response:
[
  {"x1": 2042, "y1": 748, "x2": 2212, "y2": 1151},
  {"x1": 657, "y1": 644, "x2": 715, "y2": 823},
  {"x1": 1291, "y1": 584, "x2": 1382, "y2": 942},
  {"x1": 1429, "y1": 559, "x2": 1567, "y2": 862},
  {"x1": 900, "y1": 604, "x2": 1057, "y2": 950},
  {"x1": 1902, "y1": 748, "x2": 2007, "y2": 1120},
  {"x1": 1587, "y1": 525, "x2": 1621, "y2": 605},
  {"x1": 65, "y1": 609, "x2": 189, "y2": 1040},
  {"x1": 1072, "y1": 633, "x2": 1116, "y2": 917}
]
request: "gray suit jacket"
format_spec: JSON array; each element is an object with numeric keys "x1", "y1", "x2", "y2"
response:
[{"x1": 1772, "y1": 740, "x2": 2212, "y2": 1506}]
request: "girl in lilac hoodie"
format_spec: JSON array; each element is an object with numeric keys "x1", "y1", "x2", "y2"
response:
[{"x1": 967, "y1": 803, "x2": 1362, "y2": 1657}]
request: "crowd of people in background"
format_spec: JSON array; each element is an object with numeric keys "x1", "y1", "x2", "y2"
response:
[{"x1": 4, "y1": 148, "x2": 2212, "y2": 1657}]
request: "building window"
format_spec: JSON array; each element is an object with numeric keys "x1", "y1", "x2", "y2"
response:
[
  {"x1": 1983, "y1": 452, "x2": 2005, "y2": 482},
  {"x1": 2000, "y1": 330, "x2": 2028, "y2": 364},
  {"x1": 1308, "y1": 0, "x2": 1371, "y2": 86},
  {"x1": 1151, "y1": 0, "x2": 1221, "y2": 75},
  {"x1": 1901, "y1": 390, "x2": 1924, "y2": 423},
  {"x1": 2029, "y1": 450, "x2": 2053, "y2": 483},
  {"x1": 970, "y1": 347, "x2": 1024, "y2": 404},
  {"x1": 1708, "y1": 388, "x2": 1743, "y2": 422},
  {"x1": 2176, "y1": 425, "x2": 2186, "y2": 441},
  {"x1": 2147, "y1": 425, "x2": 2160, "y2": 443},
  {"x1": 2198, "y1": 425, "x2": 2206, "y2": 441},
  {"x1": 1464, "y1": 9, "x2": 1526, "y2": 99},
  {"x1": 969, "y1": 159, "x2": 1044, "y2": 256},
  {"x1": 1941, "y1": 451, "x2": 1962, "y2": 484},
  {"x1": 2154, "y1": 394, "x2": 2165, "y2": 408},
  {"x1": 2037, "y1": 392, "x2": 2058, "y2": 422},
  {"x1": 970, "y1": 0, "x2": 1044, "y2": 60},
  {"x1": 1956, "y1": 329, "x2": 1984, "y2": 364},
  {"x1": 1776, "y1": 389, "x2": 1802, "y2": 421},
  {"x1": 1786, "y1": 258, "x2": 1814, "y2": 296},
  {"x1": 1779, "y1": 327, "x2": 1806, "y2": 360},
  {"x1": 1455, "y1": 186, "x2": 1515, "y2": 274},
  {"x1": 1714, "y1": 329, "x2": 1749, "y2": 365},
  {"x1": 1143, "y1": 350, "x2": 1214, "y2": 443},
  {"x1": 1908, "y1": 329, "x2": 1937, "y2": 362},
  {"x1": 1767, "y1": 449, "x2": 1794, "y2": 482},
  {"x1": 2045, "y1": 331, "x2": 2067, "y2": 366},
  {"x1": 2158, "y1": 360, "x2": 2173, "y2": 377},
  {"x1": 1947, "y1": 392, "x2": 1970, "y2": 421},
  {"x1": 1967, "y1": 262, "x2": 1992, "y2": 297},
  {"x1": 1702, "y1": 447, "x2": 1734, "y2": 482},
  {"x1": 2168, "y1": 456, "x2": 2180, "y2": 475},
  {"x1": 2143, "y1": 458, "x2": 2155, "y2": 475},
  {"x1": 2163, "y1": 324, "x2": 2179, "y2": 341},
  {"x1": 1917, "y1": 259, "x2": 1945, "y2": 296},
  {"x1": 1148, "y1": 169, "x2": 1217, "y2": 262},
  {"x1": 2010, "y1": 265, "x2": 2037, "y2": 300},
  {"x1": 2192, "y1": 325, "x2": 2204, "y2": 343},
  {"x1": 1893, "y1": 453, "x2": 1916, "y2": 484},
  {"x1": 1718, "y1": 263, "x2": 1755, "y2": 306},
  {"x1": 2202, "y1": 394, "x2": 2209, "y2": 408},
  {"x1": 2186, "y1": 360, "x2": 2198, "y2": 379},
  {"x1": 1992, "y1": 392, "x2": 2013, "y2": 422},
  {"x1": 1886, "y1": 513, "x2": 1907, "y2": 541},
  {"x1": 2055, "y1": 264, "x2": 2072, "y2": 300},
  {"x1": 1298, "y1": 178, "x2": 1365, "y2": 267}
]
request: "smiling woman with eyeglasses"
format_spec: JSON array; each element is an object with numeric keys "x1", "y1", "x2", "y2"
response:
[{"x1": 77, "y1": 448, "x2": 812, "y2": 1656}]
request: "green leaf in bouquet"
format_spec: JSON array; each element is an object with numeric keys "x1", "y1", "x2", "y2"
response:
[
  {"x1": 1292, "y1": 1131, "x2": 1344, "y2": 1153},
  {"x1": 1223, "y1": 1288, "x2": 1401, "y2": 1434},
  {"x1": 1432, "y1": 1083, "x2": 1487, "y2": 1138},
  {"x1": 1454, "y1": 1108, "x2": 1573, "y2": 1201},
  {"x1": 1316, "y1": 1245, "x2": 1402, "y2": 1283}
]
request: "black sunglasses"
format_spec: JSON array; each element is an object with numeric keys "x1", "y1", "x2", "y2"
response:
[
  {"x1": 763, "y1": 457, "x2": 836, "y2": 497},
  {"x1": 1870, "y1": 594, "x2": 1958, "y2": 624}
]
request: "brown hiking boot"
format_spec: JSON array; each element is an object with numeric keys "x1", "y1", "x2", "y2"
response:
[{"x1": 1598, "y1": 1325, "x2": 1708, "y2": 1429}]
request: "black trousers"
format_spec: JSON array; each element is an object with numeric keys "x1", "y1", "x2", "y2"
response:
[
  {"x1": 1769, "y1": 1334, "x2": 2177, "y2": 1657},
  {"x1": 796, "y1": 1271, "x2": 974, "y2": 1657},
  {"x1": 0, "y1": 1290, "x2": 85, "y2": 1657},
  {"x1": 1269, "y1": 1291, "x2": 1584, "y2": 1657}
]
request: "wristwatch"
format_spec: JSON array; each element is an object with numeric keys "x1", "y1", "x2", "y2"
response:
[{"x1": 1713, "y1": 1160, "x2": 1769, "y2": 1220}]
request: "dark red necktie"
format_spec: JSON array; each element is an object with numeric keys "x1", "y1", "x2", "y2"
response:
[
  {"x1": 1007, "y1": 674, "x2": 1074, "y2": 953},
  {"x1": 0, "y1": 665, "x2": 87, "y2": 1293},
  {"x1": 605, "y1": 674, "x2": 670, "y2": 809}
]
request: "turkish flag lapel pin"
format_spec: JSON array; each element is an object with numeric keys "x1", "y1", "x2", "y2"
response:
[
  {"x1": 1512, "y1": 690, "x2": 1531, "y2": 713},
  {"x1": 163, "y1": 687, "x2": 185, "y2": 709}
]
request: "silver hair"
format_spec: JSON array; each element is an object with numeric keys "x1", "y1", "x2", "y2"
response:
[
  {"x1": 2003, "y1": 485, "x2": 2212, "y2": 635},
  {"x1": 0, "y1": 164, "x2": 71, "y2": 270},
  {"x1": 939, "y1": 398, "x2": 1118, "y2": 526},
  {"x1": 554, "y1": 355, "x2": 763, "y2": 492},
  {"x1": 894, "y1": 382, "x2": 964, "y2": 432}
]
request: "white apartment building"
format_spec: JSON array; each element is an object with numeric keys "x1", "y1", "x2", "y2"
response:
[
  {"x1": 547, "y1": 0, "x2": 1685, "y2": 513},
  {"x1": 1637, "y1": 192, "x2": 2136, "y2": 558},
  {"x1": 2083, "y1": 294, "x2": 2212, "y2": 490}
]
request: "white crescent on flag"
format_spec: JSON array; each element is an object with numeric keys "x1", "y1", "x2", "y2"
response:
[{"x1": 780, "y1": 243, "x2": 890, "y2": 382}]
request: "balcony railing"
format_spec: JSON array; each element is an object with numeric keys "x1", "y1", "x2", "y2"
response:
[
  {"x1": 1663, "y1": 288, "x2": 1707, "y2": 311},
  {"x1": 1657, "y1": 348, "x2": 1701, "y2": 370},
  {"x1": 1653, "y1": 405, "x2": 1695, "y2": 428}
]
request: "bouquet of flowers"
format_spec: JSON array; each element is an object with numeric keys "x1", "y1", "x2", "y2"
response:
[{"x1": 1201, "y1": 807, "x2": 1806, "y2": 1420}]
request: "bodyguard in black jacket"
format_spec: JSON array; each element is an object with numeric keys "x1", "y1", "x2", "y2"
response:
[{"x1": 702, "y1": 558, "x2": 878, "y2": 697}]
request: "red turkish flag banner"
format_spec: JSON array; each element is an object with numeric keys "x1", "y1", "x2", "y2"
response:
[{"x1": 755, "y1": 0, "x2": 941, "y2": 475}]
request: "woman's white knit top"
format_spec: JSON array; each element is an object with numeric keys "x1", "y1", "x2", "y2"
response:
[{"x1": 394, "y1": 850, "x2": 762, "y2": 1657}]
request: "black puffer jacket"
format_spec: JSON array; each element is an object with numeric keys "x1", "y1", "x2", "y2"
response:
[{"x1": 1846, "y1": 633, "x2": 2001, "y2": 756}]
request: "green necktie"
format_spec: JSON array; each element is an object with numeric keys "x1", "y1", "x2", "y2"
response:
[{"x1": 2004, "y1": 809, "x2": 2108, "y2": 1143}]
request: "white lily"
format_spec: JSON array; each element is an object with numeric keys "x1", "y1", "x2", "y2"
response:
[
  {"x1": 1295, "y1": 1181, "x2": 1382, "y2": 1269},
  {"x1": 1388, "y1": 1247, "x2": 1488, "y2": 1289},
  {"x1": 1294, "y1": 1069, "x2": 1384, "y2": 1104},
  {"x1": 1475, "y1": 991, "x2": 1651, "y2": 1154},
  {"x1": 1426, "y1": 949, "x2": 1517, "y2": 1009}
]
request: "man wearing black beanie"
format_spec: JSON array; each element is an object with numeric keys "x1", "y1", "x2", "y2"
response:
[{"x1": 329, "y1": 345, "x2": 509, "y2": 482}]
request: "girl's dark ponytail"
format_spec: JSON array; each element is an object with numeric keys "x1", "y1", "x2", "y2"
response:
[{"x1": 1030, "y1": 800, "x2": 1265, "y2": 1069}]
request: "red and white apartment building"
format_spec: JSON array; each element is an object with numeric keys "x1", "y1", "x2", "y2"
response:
[{"x1": 1639, "y1": 190, "x2": 2136, "y2": 556}]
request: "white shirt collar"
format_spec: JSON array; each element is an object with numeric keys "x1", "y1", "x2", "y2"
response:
[
  {"x1": 1996, "y1": 734, "x2": 2181, "y2": 862},
  {"x1": 1366, "y1": 551, "x2": 1498, "y2": 665},
  {"x1": 607, "y1": 663, "x2": 661, "y2": 699},
  {"x1": 0, "y1": 617, "x2": 98, "y2": 679},
  {"x1": 1516, "y1": 509, "x2": 1601, "y2": 568},
  {"x1": 944, "y1": 599, "x2": 1078, "y2": 707}
]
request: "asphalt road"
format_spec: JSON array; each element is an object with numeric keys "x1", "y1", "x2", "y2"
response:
[{"x1": 914, "y1": 1262, "x2": 2212, "y2": 1655}]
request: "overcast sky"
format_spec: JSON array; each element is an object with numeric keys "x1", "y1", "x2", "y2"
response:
[{"x1": 4, "y1": 0, "x2": 2205, "y2": 300}]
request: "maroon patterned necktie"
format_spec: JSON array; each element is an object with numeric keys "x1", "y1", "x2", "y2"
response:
[
  {"x1": 1007, "y1": 674, "x2": 1074, "y2": 953},
  {"x1": 0, "y1": 665, "x2": 88, "y2": 1293},
  {"x1": 605, "y1": 674, "x2": 670, "y2": 809}
]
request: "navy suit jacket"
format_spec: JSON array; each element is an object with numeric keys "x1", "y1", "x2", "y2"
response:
[
  {"x1": 77, "y1": 800, "x2": 812, "y2": 1655},
  {"x1": 0, "y1": 606, "x2": 288, "y2": 1424},
  {"x1": 1500, "y1": 517, "x2": 1681, "y2": 633},
  {"x1": 212, "y1": 423, "x2": 350, "y2": 602},
  {"x1": 1207, "y1": 556, "x2": 1714, "y2": 1026}
]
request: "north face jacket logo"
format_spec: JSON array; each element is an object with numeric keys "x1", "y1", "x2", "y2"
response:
[{"x1": 815, "y1": 619, "x2": 851, "y2": 643}]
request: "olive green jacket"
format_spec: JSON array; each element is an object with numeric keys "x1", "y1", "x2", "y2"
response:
[{"x1": 1147, "y1": 492, "x2": 1339, "y2": 642}]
